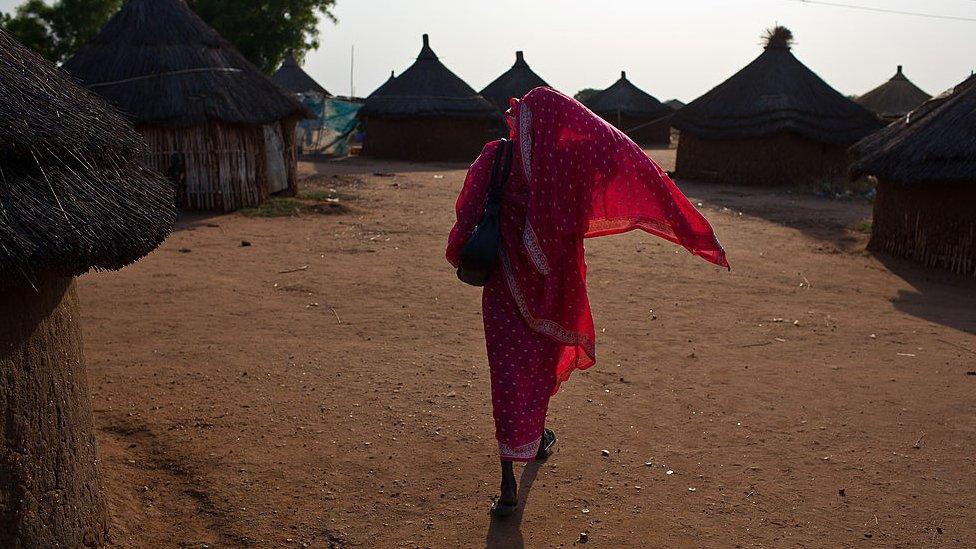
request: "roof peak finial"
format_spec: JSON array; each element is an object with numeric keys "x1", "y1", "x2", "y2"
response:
[
  {"x1": 897, "y1": 65, "x2": 903, "y2": 74},
  {"x1": 763, "y1": 25, "x2": 794, "y2": 50},
  {"x1": 418, "y1": 34, "x2": 437, "y2": 60},
  {"x1": 621, "y1": 70, "x2": 627, "y2": 80},
  {"x1": 283, "y1": 49, "x2": 299, "y2": 67},
  {"x1": 516, "y1": 50, "x2": 524, "y2": 62}
]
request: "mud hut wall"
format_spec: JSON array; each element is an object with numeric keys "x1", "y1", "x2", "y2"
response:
[
  {"x1": 870, "y1": 180, "x2": 976, "y2": 276},
  {"x1": 675, "y1": 132, "x2": 851, "y2": 186},
  {"x1": 0, "y1": 276, "x2": 108, "y2": 547},
  {"x1": 138, "y1": 123, "x2": 267, "y2": 211},
  {"x1": 362, "y1": 116, "x2": 495, "y2": 162}
]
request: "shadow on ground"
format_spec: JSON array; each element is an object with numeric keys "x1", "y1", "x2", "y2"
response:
[
  {"x1": 876, "y1": 254, "x2": 976, "y2": 335},
  {"x1": 484, "y1": 462, "x2": 544, "y2": 549},
  {"x1": 173, "y1": 211, "x2": 233, "y2": 233},
  {"x1": 676, "y1": 178, "x2": 872, "y2": 250}
]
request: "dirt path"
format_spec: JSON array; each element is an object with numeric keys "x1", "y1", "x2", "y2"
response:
[{"x1": 78, "y1": 150, "x2": 976, "y2": 548}]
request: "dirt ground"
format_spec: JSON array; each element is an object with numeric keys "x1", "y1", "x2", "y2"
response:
[{"x1": 78, "y1": 149, "x2": 976, "y2": 548}]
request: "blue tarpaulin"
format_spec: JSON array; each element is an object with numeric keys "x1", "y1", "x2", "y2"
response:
[{"x1": 297, "y1": 95, "x2": 362, "y2": 156}]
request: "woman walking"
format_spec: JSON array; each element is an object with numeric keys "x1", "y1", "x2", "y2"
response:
[{"x1": 447, "y1": 87, "x2": 728, "y2": 516}]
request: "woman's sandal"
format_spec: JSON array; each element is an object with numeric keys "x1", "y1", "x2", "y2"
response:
[
  {"x1": 490, "y1": 497, "x2": 518, "y2": 518},
  {"x1": 491, "y1": 476, "x2": 518, "y2": 518},
  {"x1": 535, "y1": 428, "x2": 557, "y2": 461}
]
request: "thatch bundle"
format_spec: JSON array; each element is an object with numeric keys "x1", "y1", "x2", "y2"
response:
[
  {"x1": 856, "y1": 66, "x2": 931, "y2": 121},
  {"x1": 273, "y1": 51, "x2": 330, "y2": 97},
  {"x1": 0, "y1": 28, "x2": 173, "y2": 548},
  {"x1": 64, "y1": 0, "x2": 311, "y2": 211},
  {"x1": 673, "y1": 26, "x2": 882, "y2": 186},
  {"x1": 851, "y1": 76, "x2": 976, "y2": 276},
  {"x1": 359, "y1": 34, "x2": 497, "y2": 161},
  {"x1": 583, "y1": 71, "x2": 673, "y2": 146},
  {"x1": 480, "y1": 51, "x2": 549, "y2": 111}
]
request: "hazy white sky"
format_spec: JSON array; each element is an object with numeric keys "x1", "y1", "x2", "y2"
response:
[
  {"x1": 4, "y1": 0, "x2": 974, "y2": 102},
  {"x1": 306, "y1": 0, "x2": 975, "y2": 102}
]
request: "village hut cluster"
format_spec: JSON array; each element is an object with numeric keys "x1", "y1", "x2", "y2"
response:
[
  {"x1": 668, "y1": 25, "x2": 974, "y2": 276},
  {"x1": 348, "y1": 26, "x2": 970, "y2": 279},
  {"x1": 355, "y1": 37, "x2": 678, "y2": 159},
  {"x1": 63, "y1": 0, "x2": 311, "y2": 212},
  {"x1": 0, "y1": 28, "x2": 175, "y2": 546}
]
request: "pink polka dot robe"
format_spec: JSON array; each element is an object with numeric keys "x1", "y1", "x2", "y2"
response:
[{"x1": 447, "y1": 87, "x2": 728, "y2": 461}]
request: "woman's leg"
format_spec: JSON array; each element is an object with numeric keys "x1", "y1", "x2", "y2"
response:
[{"x1": 500, "y1": 460, "x2": 516, "y2": 503}]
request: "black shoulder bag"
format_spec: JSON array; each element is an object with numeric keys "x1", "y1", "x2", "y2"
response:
[{"x1": 456, "y1": 138, "x2": 514, "y2": 286}]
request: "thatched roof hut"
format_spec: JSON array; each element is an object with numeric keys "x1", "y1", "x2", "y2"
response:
[
  {"x1": 672, "y1": 26, "x2": 883, "y2": 186},
  {"x1": 273, "y1": 50, "x2": 330, "y2": 97},
  {"x1": 583, "y1": 71, "x2": 673, "y2": 146},
  {"x1": 480, "y1": 51, "x2": 549, "y2": 111},
  {"x1": 0, "y1": 28, "x2": 174, "y2": 547},
  {"x1": 63, "y1": 0, "x2": 311, "y2": 211},
  {"x1": 359, "y1": 34, "x2": 497, "y2": 161},
  {"x1": 856, "y1": 66, "x2": 931, "y2": 121},
  {"x1": 851, "y1": 76, "x2": 976, "y2": 276}
]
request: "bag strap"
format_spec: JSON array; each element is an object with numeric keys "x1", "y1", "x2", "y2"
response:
[{"x1": 485, "y1": 138, "x2": 513, "y2": 216}]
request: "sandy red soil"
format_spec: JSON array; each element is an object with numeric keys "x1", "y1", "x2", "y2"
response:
[{"x1": 78, "y1": 149, "x2": 976, "y2": 548}]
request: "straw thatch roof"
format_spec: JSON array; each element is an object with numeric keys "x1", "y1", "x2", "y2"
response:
[
  {"x1": 480, "y1": 51, "x2": 549, "y2": 111},
  {"x1": 855, "y1": 66, "x2": 931, "y2": 119},
  {"x1": 272, "y1": 50, "x2": 330, "y2": 96},
  {"x1": 0, "y1": 28, "x2": 174, "y2": 280},
  {"x1": 62, "y1": 0, "x2": 310, "y2": 128},
  {"x1": 583, "y1": 71, "x2": 671, "y2": 118},
  {"x1": 359, "y1": 34, "x2": 496, "y2": 119},
  {"x1": 851, "y1": 75, "x2": 976, "y2": 184},
  {"x1": 672, "y1": 26, "x2": 882, "y2": 144}
]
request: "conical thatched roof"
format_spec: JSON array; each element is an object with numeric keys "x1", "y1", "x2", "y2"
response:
[
  {"x1": 672, "y1": 26, "x2": 882, "y2": 144},
  {"x1": 359, "y1": 34, "x2": 495, "y2": 118},
  {"x1": 583, "y1": 71, "x2": 671, "y2": 118},
  {"x1": 665, "y1": 99, "x2": 686, "y2": 111},
  {"x1": 367, "y1": 71, "x2": 397, "y2": 100},
  {"x1": 63, "y1": 0, "x2": 310, "y2": 128},
  {"x1": 851, "y1": 75, "x2": 976, "y2": 184},
  {"x1": 272, "y1": 50, "x2": 330, "y2": 96},
  {"x1": 856, "y1": 66, "x2": 931, "y2": 119},
  {"x1": 480, "y1": 51, "x2": 549, "y2": 111},
  {"x1": 0, "y1": 29, "x2": 174, "y2": 280}
]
